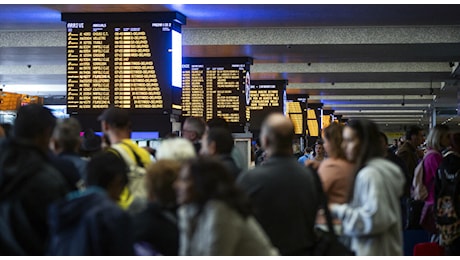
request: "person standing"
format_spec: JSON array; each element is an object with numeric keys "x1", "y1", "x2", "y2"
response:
[
  {"x1": 181, "y1": 116, "x2": 206, "y2": 155},
  {"x1": 0, "y1": 104, "x2": 69, "y2": 255},
  {"x1": 237, "y1": 112, "x2": 320, "y2": 255},
  {"x1": 397, "y1": 125, "x2": 425, "y2": 197},
  {"x1": 98, "y1": 107, "x2": 152, "y2": 212},
  {"x1": 174, "y1": 157, "x2": 278, "y2": 256},
  {"x1": 330, "y1": 119, "x2": 405, "y2": 256}
]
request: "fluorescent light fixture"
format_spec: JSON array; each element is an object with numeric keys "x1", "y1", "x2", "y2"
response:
[
  {"x1": 335, "y1": 110, "x2": 426, "y2": 114},
  {"x1": 309, "y1": 95, "x2": 434, "y2": 100},
  {"x1": 344, "y1": 115, "x2": 424, "y2": 118},
  {"x1": 172, "y1": 29, "x2": 182, "y2": 88},
  {"x1": 324, "y1": 104, "x2": 430, "y2": 108},
  {"x1": 3, "y1": 84, "x2": 66, "y2": 95},
  {"x1": 289, "y1": 82, "x2": 441, "y2": 90}
]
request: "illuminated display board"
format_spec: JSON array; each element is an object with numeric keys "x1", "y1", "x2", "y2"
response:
[
  {"x1": 245, "y1": 80, "x2": 287, "y2": 132},
  {"x1": 182, "y1": 57, "x2": 253, "y2": 132},
  {"x1": 62, "y1": 12, "x2": 185, "y2": 115}
]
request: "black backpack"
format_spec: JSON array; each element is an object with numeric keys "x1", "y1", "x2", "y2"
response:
[{"x1": 435, "y1": 151, "x2": 460, "y2": 246}]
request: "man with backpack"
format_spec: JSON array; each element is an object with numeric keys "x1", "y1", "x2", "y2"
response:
[
  {"x1": 98, "y1": 107, "x2": 152, "y2": 213},
  {"x1": 435, "y1": 132, "x2": 460, "y2": 255}
]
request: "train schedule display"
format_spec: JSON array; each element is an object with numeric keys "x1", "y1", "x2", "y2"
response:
[
  {"x1": 62, "y1": 12, "x2": 185, "y2": 115},
  {"x1": 182, "y1": 57, "x2": 253, "y2": 133}
]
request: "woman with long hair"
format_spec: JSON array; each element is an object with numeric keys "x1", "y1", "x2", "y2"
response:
[
  {"x1": 316, "y1": 123, "x2": 355, "y2": 231},
  {"x1": 174, "y1": 156, "x2": 278, "y2": 256},
  {"x1": 329, "y1": 119, "x2": 405, "y2": 255},
  {"x1": 417, "y1": 124, "x2": 450, "y2": 235}
]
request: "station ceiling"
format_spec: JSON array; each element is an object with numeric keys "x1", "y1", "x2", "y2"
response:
[{"x1": 1, "y1": 4, "x2": 459, "y2": 132}]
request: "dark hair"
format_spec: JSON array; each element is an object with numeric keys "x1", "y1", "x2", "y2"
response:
[
  {"x1": 86, "y1": 150, "x2": 129, "y2": 189},
  {"x1": 346, "y1": 119, "x2": 383, "y2": 170},
  {"x1": 405, "y1": 125, "x2": 422, "y2": 141},
  {"x1": 13, "y1": 104, "x2": 56, "y2": 140},
  {"x1": 323, "y1": 123, "x2": 346, "y2": 159},
  {"x1": 312, "y1": 139, "x2": 324, "y2": 157},
  {"x1": 145, "y1": 159, "x2": 181, "y2": 208},
  {"x1": 97, "y1": 107, "x2": 131, "y2": 129},
  {"x1": 206, "y1": 127, "x2": 234, "y2": 154},
  {"x1": 184, "y1": 156, "x2": 252, "y2": 218},
  {"x1": 450, "y1": 131, "x2": 460, "y2": 153},
  {"x1": 207, "y1": 117, "x2": 229, "y2": 130}
]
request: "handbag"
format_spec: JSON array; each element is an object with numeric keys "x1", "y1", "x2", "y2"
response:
[
  {"x1": 310, "y1": 169, "x2": 355, "y2": 256},
  {"x1": 405, "y1": 198, "x2": 424, "y2": 229}
]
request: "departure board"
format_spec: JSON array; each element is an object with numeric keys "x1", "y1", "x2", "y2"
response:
[
  {"x1": 245, "y1": 80, "x2": 287, "y2": 132},
  {"x1": 62, "y1": 12, "x2": 185, "y2": 115},
  {"x1": 182, "y1": 57, "x2": 253, "y2": 132}
]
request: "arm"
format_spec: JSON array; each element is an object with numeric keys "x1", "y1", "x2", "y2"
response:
[
  {"x1": 201, "y1": 201, "x2": 241, "y2": 256},
  {"x1": 330, "y1": 168, "x2": 399, "y2": 237}
]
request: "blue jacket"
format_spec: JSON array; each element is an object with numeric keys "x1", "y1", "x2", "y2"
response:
[{"x1": 47, "y1": 187, "x2": 134, "y2": 256}]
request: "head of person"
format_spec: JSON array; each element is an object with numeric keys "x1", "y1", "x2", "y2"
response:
[
  {"x1": 342, "y1": 119, "x2": 383, "y2": 169},
  {"x1": 155, "y1": 137, "x2": 197, "y2": 163},
  {"x1": 425, "y1": 124, "x2": 450, "y2": 151},
  {"x1": 206, "y1": 116, "x2": 230, "y2": 130},
  {"x1": 13, "y1": 104, "x2": 56, "y2": 152},
  {"x1": 50, "y1": 117, "x2": 82, "y2": 154},
  {"x1": 405, "y1": 125, "x2": 424, "y2": 147},
  {"x1": 200, "y1": 127, "x2": 234, "y2": 156},
  {"x1": 182, "y1": 116, "x2": 206, "y2": 143},
  {"x1": 174, "y1": 156, "x2": 251, "y2": 218},
  {"x1": 85, "y1": 150, "x2": 129, "y2": 201},
  {"x1": 145, "y1": 159, "x2": 181, "y2": 208},
  {"x1": 449, "y1": 131, "x2": 460, "y2": 154},
  {"x1": 98, "y1": 107, "x2": 132, "y2": 142},
  {"x1": 322, "y1": 123, "x2": 346, "y2": 160},
  {"x1": 80, "y1": 128, "x2": 102, "y2": 157},
  {"x1": 259, "y1": 112, "x2": 295, "y2": 157},
  {"x1": 312, "y1": 139, "x2": 325, "y2": 158}
]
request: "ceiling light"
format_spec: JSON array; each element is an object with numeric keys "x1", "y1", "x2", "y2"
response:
[
  {"x1": 309, "y1": 95, "x2": 435, "y2": 100},
  {"x1": 289, "y1": 82, "x2": 441, "y2": 90},
  {"x1": 335, "y1": 110, "x2": 426, "y2": 114},
  {"x1": 344, "y1": 115, "x2": 424, "y2": 118},
  {"x1": 324, "y1": 104, "x2": 430, "y2": 108}
]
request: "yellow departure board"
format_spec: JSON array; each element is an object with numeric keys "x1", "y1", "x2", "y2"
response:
[
  {"x1": 62, "y1": 12, "x2": 185, "y2": 115},
  {"x1": 182, "y1": 57, "x2": 253, "y2": 132},
  {"x1": 245, "y1": 80, "x2": 287, "y2": 132}
]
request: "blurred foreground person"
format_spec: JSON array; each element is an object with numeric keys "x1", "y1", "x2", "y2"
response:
[
  {"x1": 47, "y1": 150, "x2": 134, "y2": 255},
  {"x1": 0, "y1": 104, "x2": 69, "y2": 255},
  {"x1": 133, "y1": 160, "x2": 182, "y2": 256},
  {"x1": 175, "y1": 157, "x2": 278, "y2": 255},
  {"x1": 330, "y1": 119, "x2": 404, "y2": 255}
]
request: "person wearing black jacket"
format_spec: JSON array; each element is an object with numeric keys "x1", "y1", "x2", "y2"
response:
[{"x1": 0, "y1": 104, "x2": 69, "y2": 255}]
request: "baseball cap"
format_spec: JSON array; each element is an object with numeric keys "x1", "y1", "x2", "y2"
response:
[{"x1": 97, "y1": 107, "x2": 131, "y2": 128}]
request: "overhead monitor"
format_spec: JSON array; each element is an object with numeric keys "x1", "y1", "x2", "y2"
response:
[
  {"x1": 61, "y1": 12, "x2": 186, "y2": 136},
  {"x1": 62, "y1": 12, "x2": 186, "y2": 115},
  {"x1": 182, "y1": 57, "x2": 253, "y2": 133},
  {"x1": 245, "y1": 80, "x2": 287, "y2": 132}
]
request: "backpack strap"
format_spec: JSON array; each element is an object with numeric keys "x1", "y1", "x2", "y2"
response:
[{"x1": 119, "y1": 141, "x2": 144, "y2": 168}]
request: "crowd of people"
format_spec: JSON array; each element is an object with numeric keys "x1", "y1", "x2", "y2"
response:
[{"x1": 0, "y1": 104, "x2": 459, "y2": 256}]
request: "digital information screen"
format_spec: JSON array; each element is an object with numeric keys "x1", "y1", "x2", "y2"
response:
[
  {"x1": 182, "y1": 57, "x2": 253, "y2": 132},
  {"x1": 62, "y1": 12, "x2": 185, "y2": 115},
  {"x1": 245, "y1": 80, "x2": 287, "y2": 132}
]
